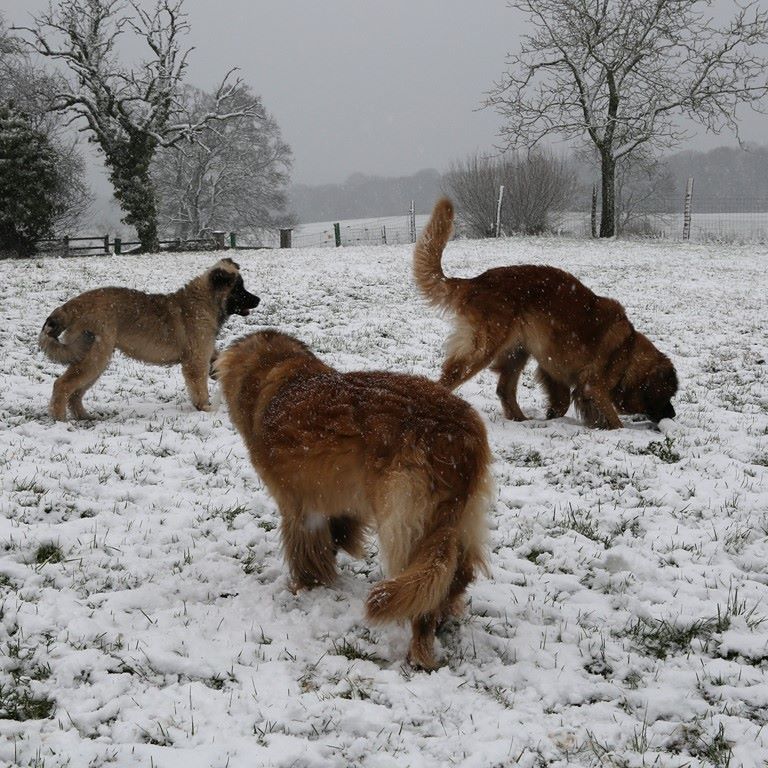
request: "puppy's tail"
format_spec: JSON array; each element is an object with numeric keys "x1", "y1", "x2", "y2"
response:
[
  {"x1": 413, "y1": 197, "x2": 458, "y2": 310},
  {"x1": 38, "y1": 310, "x2": 94, "y2": 365}
]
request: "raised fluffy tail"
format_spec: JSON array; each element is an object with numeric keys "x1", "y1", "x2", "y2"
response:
[
  {"x1": 413, "y1": 197, "x2": 456, "y2": 309},
  {"x1": 38, "y1": 311, "x2": 94, "y2": 365}
]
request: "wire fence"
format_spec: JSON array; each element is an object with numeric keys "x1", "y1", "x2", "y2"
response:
[
  {"x1": 27, "y1": 189, "x2": 768, "y2": 257},
  {"x1": 278, "y1": 192, "x2": 768, "y2": 249}
]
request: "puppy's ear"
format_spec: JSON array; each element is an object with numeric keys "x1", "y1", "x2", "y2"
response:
[
  {"x1": 210, "y1": 268, "x2": 236, "y2": 289},
  {"x1": 221, "y1": 257, "x2": 240, "y2": 270}
]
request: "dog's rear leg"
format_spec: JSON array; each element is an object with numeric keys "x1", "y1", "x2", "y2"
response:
[
  {"x1": 536, "y1": 367, "x2": 571, "y2": 419},
  {"x1": 51, "y1": 341, "x2": 112, "y2": 420},
  {"x1": 182, "y1": 357, "x2": 212, "y2": 411},
  {"x1": 408, "y1": 613, "x2": 440, "y2": 671},
  {"x1": 281, "y1": 511, "x2": 338, "y2": 590},
  {"x1": 440, "y1": 549, "x2": 476, "y2": 622},
  {"x1": 329, "y1": 515, "x2": 366, "y2": 559},
  {"x1": 492, "y1": 348, "x2": 529, "y2": 420},
  {"x1": 573, "y1": 381, "x2": 622, "y2": 429}
]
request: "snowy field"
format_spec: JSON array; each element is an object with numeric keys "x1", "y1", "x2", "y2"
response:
[{"x1": 1, "y1": 236, "x2": 767, "y2": 768}]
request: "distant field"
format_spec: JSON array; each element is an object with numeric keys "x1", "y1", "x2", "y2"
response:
[{"x1": 1, "y1": 237, "x2": 767, "y2": 767}]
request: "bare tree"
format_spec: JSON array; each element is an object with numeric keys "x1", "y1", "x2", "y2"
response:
[
  {"x1": 154, "y1": 84, "x2": 293, "y2": 240},
  {"x1": 17, "y1": 0, "x2": 255, "y2": 251},
  {"x1": 443, "y1": 151, "x2": 576, "y2": 237},
  {"x1": 486, "y1": 0, "x2": 768, "y2": 237},
  {"x1": 614, "y1": 150, "x2": 676, "y2": 236},
  {"x1": 443, "y1": 154, "x2": 503, "y2": 237}
]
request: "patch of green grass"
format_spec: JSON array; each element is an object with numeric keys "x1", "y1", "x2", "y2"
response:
[
  {"x1": 34, "y1": 542, "x2": 63, "y2": 565},
  {"x1": 623, "y1": 615, "x2": 716, "y2": 659},
  {"x1": 557, "y1": 505, "x2": 612, "y2": 548},
  {"x1": 679, "y1": 721, "x2": 733, "y2": 768},
  {"x1": 0, "y1": 683, "x2": 55, "y2": 721},
  {"x1": 638, "y1": 435, "x2": 681, "y2": 463},
  {"x1": 330, "y1": 637, "x2": 381, "y2": 663}
]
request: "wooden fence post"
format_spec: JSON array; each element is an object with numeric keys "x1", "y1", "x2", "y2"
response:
[
  {"x1": 334, "y1": 223, "x2": 341, "y2": 247},
  {"x1": 591, "y1": 184, "x2": 598, "y2": 238},
  {"x1": 103, "y1": 235, "x2": 110, "y2": 254},
  {"x1": 381, "y1": 225, "x2": 387, "y2": 245},
  {"x1": 682, "y1": 177, "x2": 694, "y2": 241},
  {"x1": 494, "y1": 185, "x2": 505, "y2": 237},
  {"x1": 114, "y1": 237, "x2": 122, "y2": 255},
  {"x1": 409, "y1": 200, "x2": 416, "y2": 243},
  {"x1": 279, "y1": 228, "x2": 292, "y2": 248}
]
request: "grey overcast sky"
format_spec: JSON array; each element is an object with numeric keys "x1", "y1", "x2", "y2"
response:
[{"x1": 4, "y1": 0, "x2": 766, "y2": 185}]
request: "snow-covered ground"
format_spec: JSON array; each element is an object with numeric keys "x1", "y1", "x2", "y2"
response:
[{"x1": 1, "y1": 236, "x2": 767, "y2": 768}]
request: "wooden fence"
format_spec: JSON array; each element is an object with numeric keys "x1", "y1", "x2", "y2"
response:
[{"x1": 33, "y1": 231, "x2": 244, "y2": 257}]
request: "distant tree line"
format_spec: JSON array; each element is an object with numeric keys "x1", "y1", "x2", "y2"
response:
[{"x1": 289, "y1": 143, "x2": 768, "y2": 237}]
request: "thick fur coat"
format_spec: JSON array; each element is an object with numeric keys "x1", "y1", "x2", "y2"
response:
[
  {"x1": 39, "y1": 258, "x2": 259, "y2": 420},
  {"x1": 414, "y1": 198, "x2": 678, "y2": 429},
  {"x1": 216, "y1": 330, "x2": 493, "y2": 669}
]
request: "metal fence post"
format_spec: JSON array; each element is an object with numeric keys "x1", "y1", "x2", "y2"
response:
[
  {"x1": 229, "y1": 232, "x2": 236, "y2": 249},
  {"x1": 409, "y1": 200, "x2": 416, "y2": 243},
  {"x1": 279, "y1": 228, "x2": 292, "y2": 248},
  {"x1": 334, "y1": 223, "x2": 341, "y2": 247},
  {"x1": 682, "y1": 177, "x2": 694, "y2": 241},
  {"x1": 114, "y1": 237, "x2": 122, "y2": 255},
  {"x1": 494, "y1": 185, "x2": 505, "y2": 238}
]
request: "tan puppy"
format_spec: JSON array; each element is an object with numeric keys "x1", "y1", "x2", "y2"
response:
[
  {"x1": 216, "y1": 330, "x2": 492, "y2": 669},
  {"x1": 414, "y1": 198, "x2": 678, "y2": 429},
  {"x1": 39, "y1": 258, "x2": 259, "y2": 420}
]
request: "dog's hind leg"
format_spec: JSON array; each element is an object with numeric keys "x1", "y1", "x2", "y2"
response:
[
  {"x1": 536, "y1": 367, "x2": 571, "y2": 419},
  {"x1": 408, "y1": 613, "x2": 440, "y2": 671},
  {"x1": 51, "y1": 339, "x2": 112, "y2": 420},
  {"x1": 281, "y1": 509, "x2": 338, "y2": 590},
  {"x1": 440, "y1": 548, "x2": 476, "y2": 622},
  {"x1": 492, "y1": 348, "x2": 529, "y2": 420},
  {"x1": 329, "y1": 515, "x2": 366, "y2": 559}
]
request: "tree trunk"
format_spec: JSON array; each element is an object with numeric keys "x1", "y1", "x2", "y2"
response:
[
  {"x1": 105, "y1": 138, "x2": 160, "y2": 252},
  {"x1": 599, "y1": 153, "x2": 616, "y2": 238}
]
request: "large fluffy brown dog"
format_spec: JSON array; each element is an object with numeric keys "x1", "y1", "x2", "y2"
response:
[
  {"x1": 414, "y1": 198, "x2": 678, "y2": 429},
  {"x1": 216, "y1": 330, "x2": 492, "y2": 669},
  {"x1": 39, "y1": 258, "x2": 259, "y2": 420}
]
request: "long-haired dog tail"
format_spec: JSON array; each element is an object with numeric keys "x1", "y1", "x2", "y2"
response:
[
  {"x1": 365, "y1": 522, "x2": 462, "y2": 624},
  {"x1": 413, "y1": 197, "x2": 457, "y2": 309},
  {"x1": 38, "y1": 310, "x2": 95, "y2": 365}
]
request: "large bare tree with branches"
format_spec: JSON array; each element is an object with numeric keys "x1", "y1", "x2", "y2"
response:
[
  {"x1": 486, "y1": 0, "x2": 768, "y2": 237},
  {"x1": 153, "y1": 84, "x2": 293, "y2": 240},
  {"x1": 18, "y1": 0, "x2": 255, "y2": 251}
]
